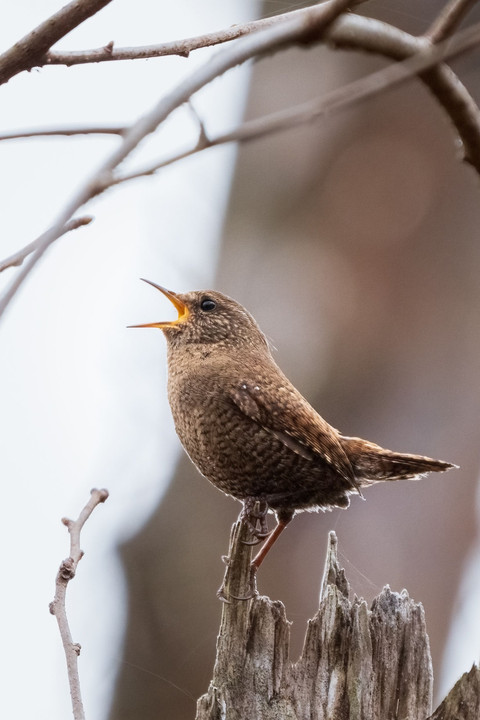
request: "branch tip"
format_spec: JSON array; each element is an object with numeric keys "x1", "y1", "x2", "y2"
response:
[
  {"x1": 91, "y1": 487, "x2": 109, "y2": 502},
  {"x1": 51, "y1": 488, "x2": 108, "y2": 719},
  {"x1": 76, "y1": 215, "x2": 94, "y2": 227}
]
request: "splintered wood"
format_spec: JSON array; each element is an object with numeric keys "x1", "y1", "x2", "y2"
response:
[{"x1": 196, "y1": 524, "x2": 479, "y2": 720}]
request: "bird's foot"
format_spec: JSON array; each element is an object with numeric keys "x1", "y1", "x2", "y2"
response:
[
  {"x1": 216, "y1": 585, "x2": 233, "y2": 603},
  {"x1": 241, "y1": 497, "x2": 271, "y2": 544},
  {"x1": 241, "y1": 535, "x2": 267, "y2": 546},
  {"x1": 217, "y1": 564, "x2": 258, "y2": 603},
  {"x1": 229, "y1": 566, "x2": 258, "y2": 601}
]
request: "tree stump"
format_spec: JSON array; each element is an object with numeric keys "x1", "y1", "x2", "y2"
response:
[{"x1": 196, "y1": 523, "x2": 479, "y2": 720}]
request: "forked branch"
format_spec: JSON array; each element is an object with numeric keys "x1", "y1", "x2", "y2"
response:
[
  {"x1": 49, "y1": 488, "x2": 109, "y2": 720},
  {"x1": 2, "y1": 0, "x2": 480, "y2": 319},
  {"x1": 0, "y1": 0, "x2": 114, "y2": 85},
  {"x1": 0, "y1": 0, "x2": 351, "y2": 321}
]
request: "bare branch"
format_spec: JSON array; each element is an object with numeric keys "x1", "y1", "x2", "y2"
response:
[
  {"x1": 0, "y1": 126, "x2": 126, "y2": 142},
  {"x1": 44, "y1": 0, "x2": 367, "y2": 68},
  {"x1": 2, "y1": 4, "x2": 480, "y2": 320},
  {"x1": 329, "y1": 15, "x2": 480, "y2": 170},
  {"x1": 187, "y1": 101, "x2": 210, "y2": 149},
  {"x1": 49, "y1": 488, "x2": 109, "y2": 720},
  {"x1": 425, "y1": 0, "x2": 478, "y2": 44},
  {"x1": 112, "y1": 18, "x2": 480, "y2": 187},
  {"x1": 9, "y1": 15, "x2": 480, "y2": 186},
  {"x1": 0, "y1": 217, "x2": 93, "y2": 319},
  {"x1": 0, "y1": 0, "x2": 115, "y2": 85},
  {"x1": 0, "y1": 0, "x2": 351, "y2": 321},
  {"x1": 0, "y1": 216, "x2": 93, "y2": 273}
]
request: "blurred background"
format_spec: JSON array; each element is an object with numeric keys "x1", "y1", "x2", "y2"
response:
[{"x1": 1, "y1": 2, "x2": 480, "y2": 719}]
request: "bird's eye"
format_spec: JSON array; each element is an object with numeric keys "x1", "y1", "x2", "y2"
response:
[{"x1": 200, "y1": 298, "x2": 217, "y2": 312}]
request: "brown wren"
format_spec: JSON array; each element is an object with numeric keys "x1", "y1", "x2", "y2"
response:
[{"x1": 130, "y1": 280, "x2": 456, "y2": 599}]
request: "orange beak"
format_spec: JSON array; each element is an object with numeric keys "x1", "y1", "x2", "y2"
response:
[{"x1": 128, "y1": 279, "x2": 189, "y2": 329}]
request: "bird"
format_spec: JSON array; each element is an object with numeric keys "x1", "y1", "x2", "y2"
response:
[{"x1": 130, "y1": 279, "x2": 456, "y2": 599}]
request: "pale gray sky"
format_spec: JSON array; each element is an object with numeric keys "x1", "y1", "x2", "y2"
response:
[{"x1": 0, "y1": 2, "x2": 254, "y2": 718}]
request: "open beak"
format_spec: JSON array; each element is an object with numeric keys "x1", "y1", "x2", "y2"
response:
[{"x1": 128, "y1": 279, "x2": 189, "y2": 329}]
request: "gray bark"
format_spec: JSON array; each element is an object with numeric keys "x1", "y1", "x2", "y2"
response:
[
  {"x1": 196, "y1": 525, "x2": 479, "y2": 720},
  {"x1": 429, "y1": 665, "x2": 480, "y2": 720}
]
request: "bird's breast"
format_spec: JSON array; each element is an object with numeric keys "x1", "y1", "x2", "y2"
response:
[{"x1": 166, "y1": 364, "x2": 242, "y2": 484}]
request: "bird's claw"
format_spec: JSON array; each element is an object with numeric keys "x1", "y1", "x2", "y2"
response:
[
  {"x1": 218, "y1": 500, "x2": 272, "y2": 602},
  {"x1": 228, "y1": 586, "x2": 258, "y2": 601},
  {"x1": 229, "y1": 565, "x2": 258, "y2": 601},
  {"x1": 241, "y1": 497, "x2": 270, "y2": 543},
  {"x1": 216, "y1": 586, "x2": 233, "y2": 603},
  {"x1": 217, "y1": 564, "x2": 258, "y2": 603},
  {"x1": 241, "y1": 528, "x2": 272, "y2": 545},
  {"x1": 241, "y1": 536, "x2": 264, "y2": 546}
]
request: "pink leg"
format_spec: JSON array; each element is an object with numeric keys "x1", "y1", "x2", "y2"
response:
[
  {"x1": 251, "y1": 515, "x2": 293, "y2": 571},
  {"x1": 228, "y1": 511, "x2": 294, "y2": 601}
]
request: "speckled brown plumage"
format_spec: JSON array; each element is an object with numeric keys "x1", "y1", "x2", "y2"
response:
[{"x1": 131, "y1": 281, "x2": 456, "y2": 596}]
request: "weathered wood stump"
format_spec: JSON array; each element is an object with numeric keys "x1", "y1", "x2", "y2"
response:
[{"x1": 196, "y1": 522, "x2": 479, "y2": 720}]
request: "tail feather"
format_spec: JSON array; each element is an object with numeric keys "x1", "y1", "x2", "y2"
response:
[{"x1": 340, "y1": 435, "x2": 457, "y2": 484}]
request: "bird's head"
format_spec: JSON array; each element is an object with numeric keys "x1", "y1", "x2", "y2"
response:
[{"x1": 129, "y1": 279, "x2": 269, "y2": 351}]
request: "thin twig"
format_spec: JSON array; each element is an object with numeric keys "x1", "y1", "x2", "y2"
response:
[
  {"x1": 425, "y1": 0, "x2": 478, "y2": 44},
  {"x1": 329, "y1": 15, "x2": 480, "y2": 170},
  {"x1": 112, "y1": 18, "x2": 480, "y2": 187},
  {"x1": 0, "y1": 0, "x2": 351, "y2": 321},
  {"x1": 0, "y1": 218, "x2": 93, "y2": 317},
  {"x1": 44, "y1": 0, "x2": 367, "y2": 67},
  {"x1": 187, "y1": 101, "x2": 210, "y2": 149},
  {"x1": 0, "y1": 126, "x2": 126, "y2": 142},
  {"x1": 49, "y1": 488, "x2": 109, "y2": 720},
  {"x1": 0, "y1": 216, "x2": 93, "y2": 273},
  {"x1": 2, "y1": 3, "x2": 480, "y2": 318},
  {"x1": 0, "y1": 0, "x2": 114, "y2": 85},
  {"x1": 5, "y1": 13, "x2": 480, "y2": 170}
]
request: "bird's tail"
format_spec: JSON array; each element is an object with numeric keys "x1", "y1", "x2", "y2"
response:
[{"x1": 340, "y1": 435, "x2": 456, "y2": 484}]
